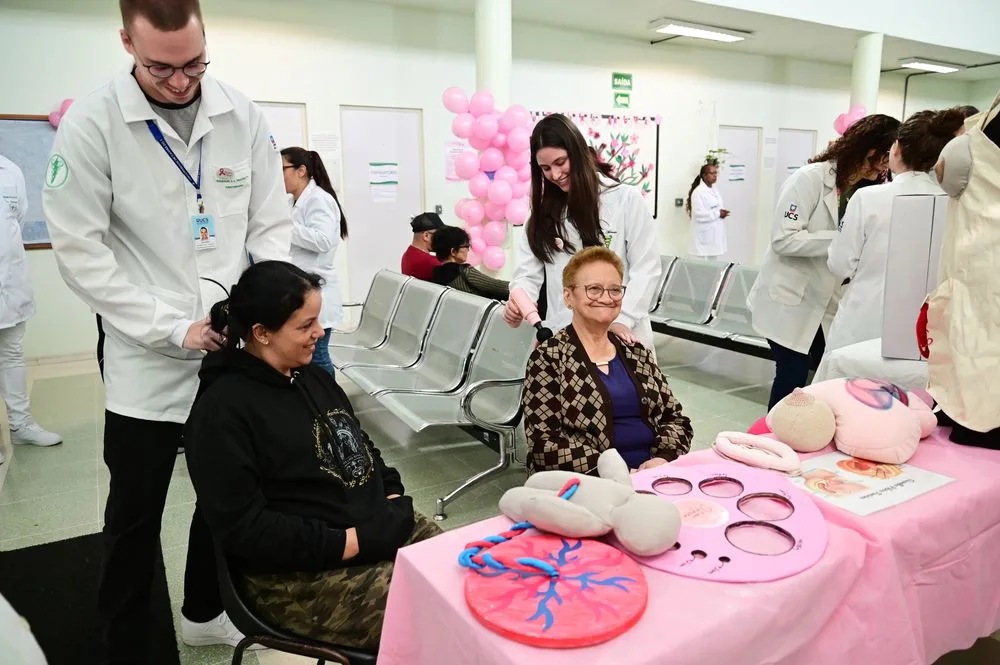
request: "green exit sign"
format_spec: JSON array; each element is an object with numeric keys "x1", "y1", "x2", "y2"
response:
[
  {"x1": 612, "y1": 72, "x2": 633, "y2": 91},
  {"x1": 614, "y1": 92, "x2": 631, "y2": 109}
]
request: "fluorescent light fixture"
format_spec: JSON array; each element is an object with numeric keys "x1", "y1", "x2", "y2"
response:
[
  {"x1": 649, "y1": 18, "x2": 751, "y2": 43},
  {"x1": 898, "y1": 57, "x2": 964, "y2": 74}
]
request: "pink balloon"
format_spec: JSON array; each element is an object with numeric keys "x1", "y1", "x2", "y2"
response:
[
  {"x1": 491, "y1": 132, "x2": 508, "y2": 149},
  {"x1": 48, "y1": 111, "x2": 62, "y2": 128},
  {"x1": 452, "y1": 113, "x2": 475, "y2": 139},
  {"x1": 507, "y1": 126, "x2": 531, "y2": 153},
  {"x1": 469, "y1": 91, "x2": 496, "y2": 118},
  {"x1": 511, "y1": 181, "x2": 530, "y2": 199},
  {"x1": 479, "y1": 147, "x2": 504, "y2": 173},
  {"x1": 442, "y1": 87, "x2": 469, "y2": 114},
  {"x1": 849, "y1": 104, "x2": 867, "y2": 117},
  {"x1": 454, "y1": 198, "x2": 469, "y2": 219},
  {"x1": 455, "y1": 151, "x2": 481, "y2": 180},
  {"x1": 517, "y1": 164, "x2": 532, "y2": 182},
  {"x1": 483, "y1": 221, "x2": 508, "y2": 246},
  {"x1": 485, "y1": 201, "x2": 507, "y2": 221},
  {"x1": 470, "y1": 237, "x2": 487, "y2": 254},
  {"x1": 483, "y1": 246, "x2": 506, "y2": 271},
  {"x1": 494, "y1": 165, "x2": 519, "y2": 187},
  {"x1": 467, "y1": 249, "x2": 482, "y2": 267},
  {"x1": 461, "y1": 199, "x2": 486, "y2": 225},
  {"x1": 469, "y1": 134, "x2": 491, "y2": 151},
  {"x1": 505, "y1": 148, "x2": 531, "y2": 169},
  {"x1": 469, "y1": 173, "x2": 491, "y2": 199},
  {"x1": 488, "y1": 180, "x2": 513, "y2": 205},
  {"x1": 833, "y1": 113, "x2": 850, "y2": 136},
  {"x1": 506, "y1": 198, "x2": 530, "y2": 226},
  {"x1": 474, "y1": 114, "x2": 499, "y2": 141},
  {"x1": 466, "y1": 223, "x2": 483, "y2": 239},
  {"x1": 501, "y1": 104, "x2": 530, "y2": 133}
]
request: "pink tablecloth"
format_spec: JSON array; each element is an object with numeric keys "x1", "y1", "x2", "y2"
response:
[{"x1": 378, "y1": 430, "x2": 1000, "y2": 665}]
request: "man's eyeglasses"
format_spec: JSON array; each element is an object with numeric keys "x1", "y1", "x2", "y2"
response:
[
  {"x1": 139, "y1": 59, "x2": 210, "y2": 80},
  {"x1": 569, "y1": 284, "x2": 626, "y2": 301}
]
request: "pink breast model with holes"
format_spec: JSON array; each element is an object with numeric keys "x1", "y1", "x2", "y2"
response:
[{"x1": 625, "y1": 464, "x2": 828, "y2": 583}]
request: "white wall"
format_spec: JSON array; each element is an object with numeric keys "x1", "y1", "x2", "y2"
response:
[
  {"x1": 970, "y1": 79, "x2": 1000, "y2": 112},
  {"x1": 0, "y1": 0, "x2": 977, "y2": 360}
]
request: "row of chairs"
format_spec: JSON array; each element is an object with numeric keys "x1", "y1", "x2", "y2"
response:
[
  {"x1": 648, "y1": 256, "x2": 771, "y2": 360},
  {"x1": 329, "y1": 271, "x2": 535, "y2": 520}
]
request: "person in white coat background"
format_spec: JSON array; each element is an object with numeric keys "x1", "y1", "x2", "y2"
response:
[
  {"x1": 818, "y1": 108, "x2": 964, "y2": 374},
  {"x1": 686, "y1": 162, "x2": 729, "y2": 259},
  {"x1": 748, "y1": 114, "x2": 900, "y2": 409},
  {"x1": 0, "y1": 156, "x2": 62, "y2": 459},
  {"x1": 280, "y1": 146, "x2": 346, "y2": 376},
  {"x1": 506, "y1": 114, "x2": 661, "y2": 351},
  {"x1": 41, "y1": 0, "x2": 292, "y2": 660}
]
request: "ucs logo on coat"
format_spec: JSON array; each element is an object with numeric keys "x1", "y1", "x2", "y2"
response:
[{"x1": 783, "y1": 203, "x2": 799, "y2": 221}]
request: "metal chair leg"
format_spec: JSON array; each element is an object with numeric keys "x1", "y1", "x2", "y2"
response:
[{"x1": 435, "y1": 430, "x2": 511, "y2": 520}]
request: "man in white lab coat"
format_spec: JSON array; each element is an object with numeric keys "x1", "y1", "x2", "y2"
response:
[
  {"x1": 42, "y1": 0, "x2": 292, "y2": 660},
  {"x1": 0, "y1": 155, "x2": 62, "y2": 464}
]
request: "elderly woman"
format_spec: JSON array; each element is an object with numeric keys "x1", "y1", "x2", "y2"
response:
[{"x1": 522, "y1": 247, "x2": 693, "y2": 474}]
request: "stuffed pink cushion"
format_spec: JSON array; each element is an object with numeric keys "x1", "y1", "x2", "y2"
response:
[
  {"x1": 802, "y1": 378, "x2": 937, "y2": 464},
  {"x1": 747, "y1": 416, "x2": 771, "y2": 435}
]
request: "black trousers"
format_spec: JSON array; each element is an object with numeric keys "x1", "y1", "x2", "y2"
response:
[
  {"x1": 97, "y1": 314, "x2": 105, "y2": 380},
  {"x1": 99, "y1": 411, "x2": 222, "y2": 664},
  {"x1": 766, "y1": 328, "x2": 825, "y2": 410}
]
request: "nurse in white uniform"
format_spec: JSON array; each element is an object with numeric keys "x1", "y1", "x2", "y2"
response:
[
  {"x1": 0, "y1": 155, "x2": 61, "y2": 458},
  {"x1": 748, "y1": 114, "x2": 900, "y2": 408},
  {"x1": 820, "y1": 109, "x2": 963, "y2": 365},
  {"x1": 506, "y1": 114, "x2": 661, "y2": 350},
  {"x1": 280, "y1": 146, "x2": 346, "y2": 376},
  {"x1": 42, "y1": 1, "x2": 291, "y2": 658},
  {"x1": 686, "y1": 162, "x2": 729, "y2": 259}
]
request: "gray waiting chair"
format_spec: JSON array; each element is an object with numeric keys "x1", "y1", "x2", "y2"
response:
[
  {"x1": 650, "y1": 258, "x2": 732, "y2": 325},
  {"x1": 668, "y1": 264, "x2": 766, "y2": 346},
  {"x1": 341, "y1": 291, "x2": 497, "y2": 396},
  {"x1": 330, "y1": 280, "x2": 447, "y2": 370},
  {"x1": 376, "y1": 307, "x2": 536, "y2": 518},
  {"x1": 328, "y1": 270, "x2": 410, "y2": 350},
  {"x1": 648, "y1": 255, "x2": 677, "y2": 313}
]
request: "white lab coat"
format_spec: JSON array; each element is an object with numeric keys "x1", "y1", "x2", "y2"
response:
[
  {"x1": 747, "y1": 161, "x2": 840, "y2": 354},
  {"x1": 42, "y1": 71, "x2": 292, "y2": 423},
  {"x1": 824, "y1": 171, "x2": 943, "y2": 352},
  {"x1": 689, "y1": 181, "x2": 726, "y2": 257},
  {"x1": 0, "y1": 156, "x2": 35, "y2": 329},
  {"x1": 290, "y1": 179, "x2": 343, "y2": 329},
  {"x1": 510, "y1": 176, "x2": 661, "y2": 349}
]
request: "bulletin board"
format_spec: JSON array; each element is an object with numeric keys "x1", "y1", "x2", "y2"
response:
[
  {"x1": 531, "y1": 111, "x2": 661, "y2": 218},
  {"x1": 256, "y1": 101, "x2": 308, "y2": 151},
  {"x1": 0, "y1": 115, "x2": 56, "y2": 249}
]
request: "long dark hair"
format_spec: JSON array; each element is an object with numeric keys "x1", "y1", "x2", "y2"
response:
[
  {"x1": 526, "y1": 114, "x2": 605, "y2": 263},
  {"x1": 281, "y1": 147, "x2": 348, "y2": 240},
  {"x1": 588, "y1": 146, "x2": 615, "y2": 179},
  {"x1": 209, "y1": 261, "x2": 323, "y2": 350},
  {"x1": 685, "y1": 163, "x2": 715, "y2": 217},
  {"x1": 810, "y1": 114, "x2": 900, "y2": 191},
  {"x1": 896, "y1": 109, "x2": 966, "y2": 172}
]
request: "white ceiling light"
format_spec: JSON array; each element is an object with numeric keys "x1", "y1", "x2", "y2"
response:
[
  {"x1": 648, "y1": 18, "x2": 752, "y2": 43},
  {"x1": 898, "y1": 57, "x2": 964, "y2": 74}
]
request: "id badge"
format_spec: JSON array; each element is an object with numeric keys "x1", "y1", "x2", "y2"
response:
[{"x1": 192, "y1": 213, "x2": 217, "y2": 251}]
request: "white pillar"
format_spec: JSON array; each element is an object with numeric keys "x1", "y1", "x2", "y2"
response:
[
  {"x1": 475, "y1": 0, "x2": 512, "y2": 108},
  {"x1": 849, "y1": 32, "x2": 884, "y2": 113}
]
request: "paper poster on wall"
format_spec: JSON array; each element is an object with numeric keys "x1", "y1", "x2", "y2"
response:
[
  {"x1": 369, "y1": 161, "x2": 399, "y2": 203},
  {"x1": 532, "y1": 111, "x2": 661, "y2": 217},
  {"x1": 256, "y1": 101, "x2": 308, "y2": 150},
  {"x1": 789, "y1": 451, "x2": 954, "y2": 516},
  {"x1": 445, "y1": 141, "x2": 466, "y2": 181},
  {"x1": 311, "y1": 131, "x2": 340, "y2": 153},
  {"x1": 727, "y1": 163, "x2": 747, "y2": 182}
]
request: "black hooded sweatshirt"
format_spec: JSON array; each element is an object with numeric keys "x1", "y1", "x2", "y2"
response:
[{"x1": 184, "y1": 348, "x2": 405, "y2": 574}]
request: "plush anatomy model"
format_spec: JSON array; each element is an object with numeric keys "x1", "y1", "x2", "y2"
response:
[{"x1": 499, "y1": 450, "x2": 681, "y2": 557}]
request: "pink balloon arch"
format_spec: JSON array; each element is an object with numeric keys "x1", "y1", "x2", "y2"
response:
[
  {"x1": 833, "y1": 104, "x2": 867, "y2": 136},
  {"x1": 443, "y1": 86, "x2": 535, "y2": 273}
]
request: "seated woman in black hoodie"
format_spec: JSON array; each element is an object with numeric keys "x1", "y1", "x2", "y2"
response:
[
  {"x1": 184, "y1": 260, "x2": 440, "y2": 651},
  {"x1": 430, "y1": 225, "x2": 510, "y2": 300}
]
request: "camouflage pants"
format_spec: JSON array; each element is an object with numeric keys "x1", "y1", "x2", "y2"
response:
[{"x1": 242, "y1": 512, "x2": 442, "y2": 650}]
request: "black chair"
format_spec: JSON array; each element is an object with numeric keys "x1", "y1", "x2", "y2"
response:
[{"x1": 213, "y1": 543, "x2": 378, "y2": 665}]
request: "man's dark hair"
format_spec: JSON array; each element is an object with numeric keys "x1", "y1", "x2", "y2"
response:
[{"x1": 120, "y1": 0, "x2": 203, "y2": 31}]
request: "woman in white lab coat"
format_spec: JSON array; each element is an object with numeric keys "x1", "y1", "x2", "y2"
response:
[
  {"x1": 748, "y1": 114, "x2": 900, "y2": 409},
  {"x1": 280, "y1": 147, "x2": 346, "y2": 375},
  {"x1": 819, "y1": 109, "x2": 964, "y2": 367},
  {"x1": 686, "y1": 162, "x2": 729, "y2": 259},
  {"x1": 505, "y1": 114, "x2": 661, "y2": 350}
]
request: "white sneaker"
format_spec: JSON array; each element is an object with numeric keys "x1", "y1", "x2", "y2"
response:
[
  {"x1": 181, "y1": 612, "x2": 266, "y2": 650},
  {"x1": 11, "y1": 423, "x2": 62, "y2": 447}
]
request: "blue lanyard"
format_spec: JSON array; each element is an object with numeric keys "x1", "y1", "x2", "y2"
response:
[{"x1": 146, "y1": 119, "x2": 204, "y2": 213}]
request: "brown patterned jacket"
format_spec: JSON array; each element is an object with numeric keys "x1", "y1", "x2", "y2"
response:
[{"x1": 523, "y1": 325, "x2": 693, "y2": 475}]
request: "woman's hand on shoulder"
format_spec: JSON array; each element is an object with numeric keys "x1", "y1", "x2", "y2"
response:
[{"x1": 609, "y1": 322, "x2": 638, "y2": 344}]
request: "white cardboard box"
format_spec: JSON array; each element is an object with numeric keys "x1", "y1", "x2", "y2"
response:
[{"x1": 881, "y1": 194, "x2": 948, "y2": 360}]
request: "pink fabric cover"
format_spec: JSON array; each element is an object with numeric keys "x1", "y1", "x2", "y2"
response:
[
  {"x1": 747, "y1": 415, "x2": 771, "y2": 435},
  {"x1": 378, "y1": 432, "x2": 1000, "y2": 665}
]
